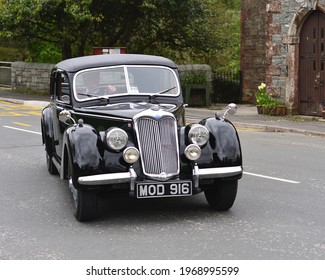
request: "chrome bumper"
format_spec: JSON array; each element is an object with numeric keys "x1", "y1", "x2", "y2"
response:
[
  {"x1": 78, "y1": 168, "x2": 137, "y2": 189},
  {"x1": 193, "y1": 165, "x2": 242, "y2": 188},
  {"x1": 77, "y1": 165, "x2": 242, "y2": 189}
]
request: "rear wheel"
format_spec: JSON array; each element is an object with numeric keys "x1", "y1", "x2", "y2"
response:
[
  {"x1": 68, "y1": 157, "x2": 97, "y2": 222},
  {"x1": 204, "y1": 180, "x2": 238, "y2": 211}
]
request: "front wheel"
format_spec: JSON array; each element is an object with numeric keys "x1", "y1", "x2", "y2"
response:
[
  {"x1": 68, "y1": 158, "x2": 97, "y2": 222},
  {"x1": 46, "y1": 152, "x2": 58, "y2": 175},
  {"x1": 204, "y1": 180, "x2": 238, "y2": 211}
]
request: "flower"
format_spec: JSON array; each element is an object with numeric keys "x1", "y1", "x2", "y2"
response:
[
  {"x1": 255, "y1": 83, "x2": 270, "y2": 107},
  {"x1": 258, "y1": 83, "x2": 266, "y2": 91},
  {"x1": 255, "y1": 82, "x2": 284, "y2": 115}
]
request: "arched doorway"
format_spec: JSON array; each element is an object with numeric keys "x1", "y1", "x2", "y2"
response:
[{"x1": 299, "y1": 10, "x2": 325, "y2": 116}]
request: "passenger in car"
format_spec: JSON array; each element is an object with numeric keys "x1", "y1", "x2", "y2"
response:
[{"x1": 77, "y1": 71, "x2": 116, "y2": 97}]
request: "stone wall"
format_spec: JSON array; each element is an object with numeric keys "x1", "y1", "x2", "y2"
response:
[
  {"x1": 240, "y1": 0, "x2": 268, "y2": 102},
  {"x1": 265, "y1": 0, "x2": 301, "y2": 102},
  {"x1": 11, "y1": 61, "x2": 54, "y2": 93}
]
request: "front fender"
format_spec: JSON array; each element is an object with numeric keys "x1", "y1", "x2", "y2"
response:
[
  {"x1": 62, "y1": 123, "x2": 101, "y2": 180},
  {"x1": 198, "y1": 117, "x2": 242, "y2": 168},
  {"x1": 41, "y1": 106, "x2": 55, "y2": 154}
]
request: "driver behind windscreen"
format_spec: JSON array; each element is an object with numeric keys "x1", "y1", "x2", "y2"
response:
[{"x1": 79, "y1": 71, "x2": 116, "y2": 96}]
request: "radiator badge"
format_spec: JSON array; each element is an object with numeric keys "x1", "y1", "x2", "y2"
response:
[{"x1": 158, "y1": 172, "x2": 167, "y2": 180}]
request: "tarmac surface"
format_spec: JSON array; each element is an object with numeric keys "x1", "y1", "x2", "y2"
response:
[{"x1": 1, "y1": 89, "x2": 325, "y2": 137}]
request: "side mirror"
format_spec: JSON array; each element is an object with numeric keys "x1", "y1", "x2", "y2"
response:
[
  {"x1": 227, "y1": 103, "x2": 237, "y2": 115},
  {"x1": 59, "y1": 109, "x2": 76, "y2": 125},
  {"x1": 222, "y1": 103, "x2": 237, "y2": 119}
]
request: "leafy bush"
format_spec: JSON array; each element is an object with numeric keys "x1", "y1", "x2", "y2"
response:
[
  {"x1": 0, "y1": 47, "x2": 21, "y2": 61},
  {"x1": 255, "y1": 83, "x2": 282, "y2": 114}
]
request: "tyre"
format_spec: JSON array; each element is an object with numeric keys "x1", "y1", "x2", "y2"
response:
[
  {"x1": 46, "y1": 152, "x2": 58, "y2": 175},
  {"x1": 42, "y1": 120, "x2": 58, "y2": 175},
  {"x1": 204, "y1": 180, "x2": 238, "y2": 211},
  {"x1": 68, "y1": 157, "x2": 97, "y2": 222}
]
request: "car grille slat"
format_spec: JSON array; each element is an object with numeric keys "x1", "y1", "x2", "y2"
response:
[{"x1": 135, "y1": 116, "x2": 179, "y2": 179}]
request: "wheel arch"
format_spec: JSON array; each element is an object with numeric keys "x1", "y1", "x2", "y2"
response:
[
  {"x1": 61, "y1": 124, "x2": 101, "y2": 181},
  {"x1": 61, "y1": 142, "x2": 70, "y2": 180},
  {"x1": 200, "y1": 117, "x2": 242, "y2": 167},
  {"x1": 41, "y1": 106, "x2": 55, "y2": 155}
]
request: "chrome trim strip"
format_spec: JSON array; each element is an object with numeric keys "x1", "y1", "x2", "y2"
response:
[
  {"x1": 73, "y1": 110, "x2": 132, "y2": 122},
  {"x1": 78, "y1": 167, "x2": 137, "y2": 186},
  {"x1": 198, "y1": 166, "x2": 242, "y2": 179},
  {"x1": 133, "y1": 106, "x2": 176, "y2": 122}
]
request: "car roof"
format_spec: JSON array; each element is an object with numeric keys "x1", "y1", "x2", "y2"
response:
[{"x1": 55, "y1": 54, "x2": 178, "y2": 73}]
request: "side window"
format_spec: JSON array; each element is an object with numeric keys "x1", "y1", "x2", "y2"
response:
[{"x1": 54, "y1": 72, "x2": 71, "y2": 103}]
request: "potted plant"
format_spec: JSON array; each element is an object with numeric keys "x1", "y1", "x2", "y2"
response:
[
  {"x1": 274, "y1": 101, "x2": 286, "y2": 116},
  {"x1": 255, "y1": 83, "x2": 269, "y2": 114},
  {"x1": 255, "y1": 83, "x2": 286, "y2": 115}
]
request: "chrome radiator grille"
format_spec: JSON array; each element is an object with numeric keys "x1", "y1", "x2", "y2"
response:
[{"x1": 135, "y1": 116, "x2": 179, "y2": 179}]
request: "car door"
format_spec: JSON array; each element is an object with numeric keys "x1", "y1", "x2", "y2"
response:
[{"x1": 51, "y1": 70, "x2": 72, "y2": 158}]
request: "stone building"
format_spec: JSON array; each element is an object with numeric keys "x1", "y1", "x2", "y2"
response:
[{"x1": 241, "y1": 0, "x2": 325, "y2": 116}]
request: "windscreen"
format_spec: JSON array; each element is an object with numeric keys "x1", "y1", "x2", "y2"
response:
[{"x1": 74, "y1": 65, "x2": 179, "y2": 101}]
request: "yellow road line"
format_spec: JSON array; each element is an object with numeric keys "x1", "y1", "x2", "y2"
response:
[
  {"x1": 0, "y1": 101, "x2": 41, "y2": 117},
  {"x1": 20, "y1": 105, "x2": 42, "y2": 111},
  {"x1": 0, "y1": 112, "x2": 28, "y2": 116},
  {"x1": 12, "y1": 122, "x2": 31, "y2": 127},
  {"x1": 25, "y1": 111, "x2": 42, "y2": 116}
]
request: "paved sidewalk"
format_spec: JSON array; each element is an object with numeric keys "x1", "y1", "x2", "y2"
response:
[
  {"x1": 186, "y1": 104, "x2": 325, "y2": 137},
  {"x1": 1, "y1": 89, "x2": 325, "y2": 137},
  {"x1": 0, "y1": 89, "x2": 50, "y2": 108}
]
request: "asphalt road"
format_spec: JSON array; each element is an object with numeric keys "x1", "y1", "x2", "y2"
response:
[{"x1": 0, "y1": 101, "x2": 324, "y2": 260}]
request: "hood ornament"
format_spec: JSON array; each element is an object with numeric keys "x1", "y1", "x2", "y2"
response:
[{"x1": 151, "y1": 104, "x2": 160, "y2": 111}]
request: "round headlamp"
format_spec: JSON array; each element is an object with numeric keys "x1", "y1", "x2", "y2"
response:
[
  {"x1": 106, "y1": 128, "x2": 128, "y2": 151},
  {"x1": 188, "y1": 124, "x2": 209, "y2": 146},
  {"x1": 123, "y1": 147, "x2": 140, "y2": 164},
  {"x1": 184, "y1": 144, "x2": 201, "y2": 161}
]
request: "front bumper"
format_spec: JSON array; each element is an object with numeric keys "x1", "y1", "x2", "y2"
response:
[
  {"x1": 192, "y1": 165, "x2": 242, "y2": 188},
  {"x1": 78, "y1": 165, "x2": 243, "y2": 191}
]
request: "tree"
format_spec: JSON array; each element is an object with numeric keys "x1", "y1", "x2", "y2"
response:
[
  {"x1": 0, "y1": 0, "x2": 241, "y2": 71},
  {"x1": 85, "y1": 0, "x2": 207, "y2": 56},
  {"x1": 0, "y1": 0, "x2": 95, "y2": 60}
]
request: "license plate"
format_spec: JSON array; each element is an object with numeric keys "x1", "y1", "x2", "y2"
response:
[{"x1": 136, "y1": 181, "x2": 192, "y2": 198}]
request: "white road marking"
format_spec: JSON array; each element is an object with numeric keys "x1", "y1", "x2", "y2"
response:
[
  {"x1": 3, "y1": 125, "x2": 41, "y2": 135},
  {"x1": 244, "y1": 171, "x2": 300, "y2": 184}
]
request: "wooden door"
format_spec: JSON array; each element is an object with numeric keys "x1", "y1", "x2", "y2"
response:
[{"x1": 299, "y1": 11, "x2": 325, "y2": 116}]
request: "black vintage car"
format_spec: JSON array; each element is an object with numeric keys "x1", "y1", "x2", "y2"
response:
[{"x1": 41, "y1": 54, "x2": 243, "y2": 221}]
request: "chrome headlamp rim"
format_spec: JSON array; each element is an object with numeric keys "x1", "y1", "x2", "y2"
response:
[
  {"x1": 184, "y1": 144, "x2": 201, "y2": 161},
  {"x1": 123, "y1": 147, "x2": 140, "y2": 164},
  {"x1": 188, "y1": 124, "x2": 209, "y2": 146},
  {"x1": 105, "y1": 127, "x2": 128, "y2": 151}
]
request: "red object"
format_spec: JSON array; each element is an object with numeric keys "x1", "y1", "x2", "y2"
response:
[{"x1": 92, "y1": 47, "x2": 127, "y2": 55}]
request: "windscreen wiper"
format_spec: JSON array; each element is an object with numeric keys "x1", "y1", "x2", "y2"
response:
[
  {"x1": 149, "y1": 86, "x2": 176, "y2": 103},
  {"x1": 77, "y1": 93, "x2": 110, "y2": 103},
  {"x1": 155, "y1": 86, "x2": 177, "y2": 95}
]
